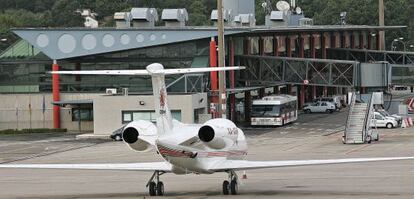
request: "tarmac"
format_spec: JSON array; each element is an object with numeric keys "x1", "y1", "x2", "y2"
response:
[{"x1": 1, "y1": 112, "x2": 414, "y2": 199}]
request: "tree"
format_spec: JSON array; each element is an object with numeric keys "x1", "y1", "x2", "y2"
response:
[{"x1": 188, "y1": 0, "x2": 209, "y2": 26}]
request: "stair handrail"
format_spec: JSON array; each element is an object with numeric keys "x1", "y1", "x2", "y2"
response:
[
  {"x1": 363, "y1": 93, "x2": 375, "y2": 142},
  {"x1": 344, "y1": 92, "x2": 357, "y2": 141}
]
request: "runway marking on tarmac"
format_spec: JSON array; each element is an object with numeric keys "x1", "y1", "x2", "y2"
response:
[{"x1": 280, "y1": 131, "x2": 289, "y2": 135}]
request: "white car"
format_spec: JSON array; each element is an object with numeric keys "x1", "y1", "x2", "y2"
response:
[
  {"x1": 376, "y1": 110, "x2": 402, "y2": 124},
  {"x1": 303, "y1": 102, "x2": 336, "y2": 113},
  {"x1": 371, "y1": 112, "x2": 398, "y2": 128}
]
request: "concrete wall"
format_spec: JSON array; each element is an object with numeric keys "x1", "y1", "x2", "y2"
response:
[
  {"x1": 0, "y1": 93, "x2": 99, "y2": 131},
  {"x1": 93, "y1": 93, "x2": 207, "y2": 135}
]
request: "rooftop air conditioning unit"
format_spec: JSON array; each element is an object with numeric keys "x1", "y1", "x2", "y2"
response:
[
  {"x1": 130, "y1": 8, "x2": 158, "y2": 27},
  {"x1": 161, "y1": 8, "x2": 188, "y2": 27},
  {"x1": 114, "y1": 12, "x2": 132, "y2": 28},
  {"x1": 106, "y1": 88, "x2": 117, "y2": 95}
]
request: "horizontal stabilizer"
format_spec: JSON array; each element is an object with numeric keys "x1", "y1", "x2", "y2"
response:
[
  {"x1": 50, "y1": 63, "x2": 245, "y2": 76},
  {"x1": 0, "y1": 162, "x2": 172, "y2": 171}
]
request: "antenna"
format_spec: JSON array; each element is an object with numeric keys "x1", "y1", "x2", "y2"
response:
[
  {"x1": 295, "y1": 6, "x2": 302, "y2": 15},
  {"x1": 276, "y1": 1, "x2": 290, "y2": 12}
]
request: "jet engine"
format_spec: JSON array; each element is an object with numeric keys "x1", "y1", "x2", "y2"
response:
[
  {"x1": 122, "y1": 120, "x2": 157, "y2": 152},
  {"x1": 198, "y1": 118, "x2": 239, "y2": 149}
]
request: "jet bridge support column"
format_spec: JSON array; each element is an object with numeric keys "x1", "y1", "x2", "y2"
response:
[
  {"x1": 52, "y1": 60, "x2": 60, "y2": 129},
  {"x1": 244, "y1": 91, "x2": 251, "y2": 124},
  {"x1": 312, "y1": 86, "x2": 317, "y2": 100},
  {"x1": 229, "y1": 38, "x2": 236, "y2": 121}
]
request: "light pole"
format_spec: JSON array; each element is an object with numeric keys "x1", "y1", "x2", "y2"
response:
[
  {"x1": 217, "y1": 0, "x2": 226, "y2": 118},
  {"x1": 391, "y1": 37, "x2": 407, "y2": 52}
]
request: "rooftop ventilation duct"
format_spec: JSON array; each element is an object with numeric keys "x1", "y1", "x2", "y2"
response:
[
  {"x1": 114, "y1": 12, "x2": 132, "y2": 28},
  {"x1": 210, "y1": 9, "x2": 234, "y2": 26},
  {"x1": 234, "y1": 13, "x2": 255, "y2": 27},
  {"x1": 130, "y1": 8, "x2": 158, "y2": 27},
  {"x1": 161, "y1": 9, "x2": 188, "y2": 27},
  {"x1": 265, "y1": 11, "x2": 288, "y2": 27}
]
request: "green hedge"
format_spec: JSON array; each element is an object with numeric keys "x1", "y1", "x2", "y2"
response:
[{"x1": 0, "y1": 128, "x2": 67, "y2": 134}]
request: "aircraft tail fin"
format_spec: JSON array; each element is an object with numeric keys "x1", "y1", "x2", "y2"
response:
[{"x1": 51, "y1": 63, "x2": 245, "y2": 136}]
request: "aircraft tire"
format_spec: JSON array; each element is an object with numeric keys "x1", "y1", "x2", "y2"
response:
[
  {"x1": 222, "y1": 180, "x2": 229, "y2": 195},
  {"x1": 230, "y1": 180, "x2": 238, "y2": 195},
  {"x1": 149, "y1": 182, "x2": 156, "y2": 196},
  {"x1": 157, "y1": 181, "x2": 164, "y2": 196}
]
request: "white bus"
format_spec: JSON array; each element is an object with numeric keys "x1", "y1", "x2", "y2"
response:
[{"x1": 251, "y1": 95, "x2": 298, "y2": 126}]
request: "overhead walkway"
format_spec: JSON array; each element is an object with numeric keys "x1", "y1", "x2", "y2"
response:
[
  {"x1": 235, "y1": 55, "x2": 360, "y2": 87},
  {"x1": 343, "y1": 92, "x2": 378, "y2": 144}
]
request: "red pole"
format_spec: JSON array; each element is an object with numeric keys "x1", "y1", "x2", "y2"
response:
[
  {"x1": 321, "y1": 33, "x2": 327, "y2": 59},
  {"x1": 210, "y1": 37, "x2": 217, "y2": 91},
  {"x1": 300, "y1": 85, "x2": 305, "y2": 108},
  {"x1": 209, "y1": 37, "x2": 218, "y2": 118},
  {"x1": 367, "y1": 33, "x2": 372, "y2": 50},
  {"x1": 299, "y1": 35, "x2": 305, "y2": 58},
  {"x1": 359, "y1": 33, "x2": 364, "y2": 49},
  {"x1": 52, "y1": 60, "x2": 60, "y2": 129},
  {"x1": 273, "y1": 36, "x2": 279, "y2": 57},
  {"x1": 310, "y1": 34, "x2": 316, "y2": 58},
  {"x1": 286, "y1": 36, "x2": 292, "y2": 57}
]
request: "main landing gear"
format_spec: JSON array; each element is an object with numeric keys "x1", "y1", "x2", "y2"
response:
[
  {"x1": 222, "y1": 170, "x2": 238, "y2": 195},
  {"x1": 147, "y1": 170, "x2": 165, "y2": 196}
]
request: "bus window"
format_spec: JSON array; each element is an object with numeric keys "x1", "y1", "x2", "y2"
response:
[{"x1": 252, "y1": 105, "x2": 281, "y2": 117}]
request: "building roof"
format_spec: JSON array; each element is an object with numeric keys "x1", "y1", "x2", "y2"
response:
[
  {"x1": 0, "y1": 39, "x2": 40, "y2": 59},
  {"x1": 11, "y1": 25, "x2": 405, "y2": 60}
]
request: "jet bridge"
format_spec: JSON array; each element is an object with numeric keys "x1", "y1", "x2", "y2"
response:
[
  {"x1": 235, "y1": 55, "x2": 359, "y2": 87},
  {"x1": 327, "y1": 48, "x2": 414, "y2": 85}
]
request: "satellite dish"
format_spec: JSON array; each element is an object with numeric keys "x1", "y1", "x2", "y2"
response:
[
  {"x1": 261, "y1": 2, "x2": 267, "y2": 9},
  {"x1": 295, "y1": 6, "x2": 302, "y2": 14},
  {"x1": 276, "y1": 1, "x2": 290, "y2": 11}
]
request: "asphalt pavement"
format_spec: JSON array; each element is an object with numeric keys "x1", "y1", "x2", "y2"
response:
[{"x1": 1, "y1": 111, "x2": 414, "y2": 199}]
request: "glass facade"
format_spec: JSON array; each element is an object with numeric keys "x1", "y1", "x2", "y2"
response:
[{"x1": 0, "y1": 39, "x2": 210, "y2": 93}]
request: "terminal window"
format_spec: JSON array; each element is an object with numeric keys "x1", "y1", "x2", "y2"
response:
[
  {"x1": 122, "y1": 110, "x2": 181, "y2": 124},
  {"x1": 72, "y1": 108, "x2": 93, "y2": 121}
]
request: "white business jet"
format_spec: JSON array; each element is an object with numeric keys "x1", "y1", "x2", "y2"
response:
[{"x1": 1, "y1": 63, "x2": 414, "y2": 196}]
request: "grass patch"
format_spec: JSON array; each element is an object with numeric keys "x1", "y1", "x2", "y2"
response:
[{"x1": 0, "y1": 128, "x2": 67, "y2": 135}]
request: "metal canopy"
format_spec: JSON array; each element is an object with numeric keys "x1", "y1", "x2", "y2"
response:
[{"x1": 13, "y1": 28, "x2": 246, "y2": 60}]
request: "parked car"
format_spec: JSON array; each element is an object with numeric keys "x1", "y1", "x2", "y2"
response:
[
  {"x1": 303, "y1": 101, "x2": 336, "y2": 113},
  {"x1": 317, "y1": 96, "x2": 342, "y2": 110},
  {"x1": 376, "y1": 109, "x2": 402, "y2": 125},
  {"x1": 110, "y1": 125, "x2": 126, "y2": 141},
  {"x1": 371, "y1": 112, "x2": 398, "y2": 128}
]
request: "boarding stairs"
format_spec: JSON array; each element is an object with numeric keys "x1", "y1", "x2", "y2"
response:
[{"x1": 343, "y1": 92, "x2": 378, "y2": 144}]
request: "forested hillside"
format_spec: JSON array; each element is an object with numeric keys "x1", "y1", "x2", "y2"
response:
[{"x1": 0, "y1": 0, "x2": 413, "y2": 51}]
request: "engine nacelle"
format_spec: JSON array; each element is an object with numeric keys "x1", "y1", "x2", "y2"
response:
[
  {"x1": 122, "y1": 120, "x2": 157, "y2": 152},
  {"x1": 198, "y1": 118, "x2": 239, "y2": 149}
]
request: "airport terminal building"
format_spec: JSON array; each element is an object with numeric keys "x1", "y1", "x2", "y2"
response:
[{"x1": 0, "y1": 0, "x2": 413, "y2": 135}]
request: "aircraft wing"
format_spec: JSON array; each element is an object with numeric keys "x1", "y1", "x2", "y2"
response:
[
  {"x1": 0, "y1": 162, "x2": 172, "y2": 172},
  {"x1": 209, "y1": 156, "x2": 414, "y2": 171}
]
